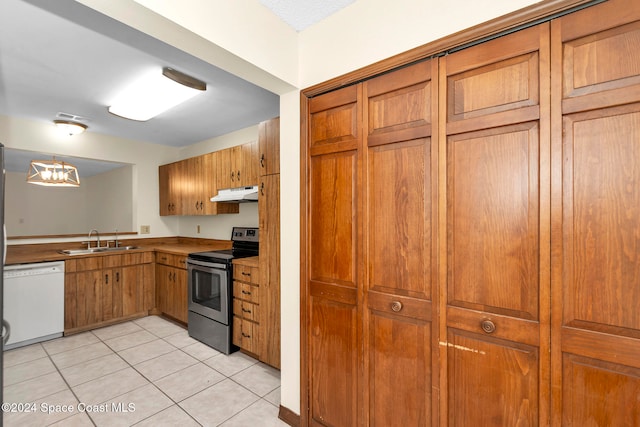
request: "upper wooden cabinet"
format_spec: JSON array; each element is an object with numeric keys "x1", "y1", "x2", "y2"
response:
[
  {"x1": 159, "y1": 151, "x2": 243, "y2": 216},
  {"x1": 216, "y1": 141, "x2": 259, "y2": 189},
  {"x1": 259, "y1": 117, "x2": 280, "y2": 176}
]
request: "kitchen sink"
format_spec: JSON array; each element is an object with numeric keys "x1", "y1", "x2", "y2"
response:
[{"x1": 59, "y1": 246, "x2": 140, "y2": 256}]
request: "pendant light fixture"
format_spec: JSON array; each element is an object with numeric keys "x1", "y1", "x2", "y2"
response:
[
  {"x1": 27, "y1": 158, "x2": 80, "y2": 187},
  {"x1": 108, "y1": 67, "x2": 207, "y2": 121}
]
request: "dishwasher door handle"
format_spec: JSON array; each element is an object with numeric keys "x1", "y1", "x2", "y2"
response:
[{"x1": 2, "y1": 319, "x2": 11, "y2": 345}]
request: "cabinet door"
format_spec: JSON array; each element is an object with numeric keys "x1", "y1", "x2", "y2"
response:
[
  {"x1": 259, "y1": 174, "x2": 280, "y2": 368},
  {"x1": 159, "y1": 162, "x2": 179, "y2": 215},
  {"x1": 101, "y1": 268, "x2": 122, "y2": 321},
  {"x1": 122, "y1": 264, "x2": 145, "y2": 316},
  {"x1": 75, "y1": 270, "x2": 103, "y2": 328},
  {"x1": 443, "y1": 24, "x2": 549, "y2": 426},
  {"x1": 216, "y1": 147, "x2": 232, "y2": 190},
  {"x1": 240, "y1": 140, "x2": 258, "y2": 186},
  {"x1": 553, "y1": 3, "x2": 640, "y2": 425},
  {"x1": 155, "y1": 264, "x2": 171, "y2": 315},
  {"x1": 174, "y1": 267, "x2": 188, "y2": 323},
  {"x1": 259, "y1": 117, "x2": 280, "y2": 176}
]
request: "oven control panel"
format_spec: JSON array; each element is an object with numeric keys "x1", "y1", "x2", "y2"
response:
[{"x1": 231, "y1": 227, "x2": 259, "y2": 243}]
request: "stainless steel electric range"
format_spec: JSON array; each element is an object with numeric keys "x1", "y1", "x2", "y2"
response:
[{"x1": 186, "y1": 226, "x2": 259, "y2": 354}]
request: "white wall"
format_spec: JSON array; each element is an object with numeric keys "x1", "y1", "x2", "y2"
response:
[
  {"x1": 86, "y1": 165, "x2": 134, "y2": 233},
  {"x1": 5, "y1": 171, "x2": 88, "y2": 236}
]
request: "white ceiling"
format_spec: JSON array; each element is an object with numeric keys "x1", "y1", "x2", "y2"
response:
[{"x1": 0, "y1": 0, "x2": 353, "y2": 175}]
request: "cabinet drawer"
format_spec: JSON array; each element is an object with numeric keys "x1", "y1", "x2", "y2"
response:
[
  {"x1": 233, "y1": 281, "x2": 259, "y2": 304},
  {"x1": 66, "y1": 256, "x2": 103, "y2": 272},
  {"x1": 121, "y1": 251, "x2": 153, "y2": 266},
  {"x1": 155, "y1": 252, "x2": 187, "y2": 269},
  {"x1": 233, "y1": 298, "x2": 259, "y2": 322},
  {"x1": 233, "y1": 316, "x2": 259, "y2": 354},
  {"x1": 233, "y1": 264, "x2": 259, "y2": 284}
]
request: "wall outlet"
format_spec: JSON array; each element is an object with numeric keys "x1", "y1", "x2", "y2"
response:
[
  {"x1": 197, "y1": 225, "x2": 201, "y2": 234},
  {"x1": 140, "y1": 225, "x2": 151, "y2": 234}
]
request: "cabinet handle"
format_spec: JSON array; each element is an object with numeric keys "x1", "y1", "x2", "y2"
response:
[
  {"x1": 242, "y1": 290, "x2": 251, "y2": 295},
  {"x1": 195, "y1": 201, "x2": 199, "y2": 210},
  {"x1": 242, "y1": 272, "x2": 251, "y2": 276},
  {"x1": 390, "y1": 301, "x2": 403, "y2": 312},
  {"x1": 481, "y1": 319, "x2": 496, "y2": 334},
  {"x1": 116, "y1": 272, "x2": 120, "y2": 282},
  {"x1": 231, "y1": 171, "x2": 235, "y2": 181},
  {"x1": 105, "y1": 274, "x2": 109, "y2": 285},
  {"x1": 260, "y1": 182, "x2": 265, "y2": 196},
  {"x1": 242, "y1": 308, "x2": 252, "y2": 313},
  {"x1": 200, "y1": 201, "x2": 204, "y2": 210},
  {"x1": 242, "y1": 333, "x2": 251, "y2": 338},
  {"x1": 260, "y1": 154, "x2": 265, "y2": 168}
]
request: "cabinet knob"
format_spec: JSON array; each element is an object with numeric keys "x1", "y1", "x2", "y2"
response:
[
  {"x1": 237, "y1": 170, "x2": 241, "y2": 180},
  {"x1": 260, "y1": 154, "x2": 265, "y2": 167},
  {"x1": 231, "y1": 171, "x2": 235, "y2": 181},
  {"x1": 391, "y1": 301, "x2": 403, "y2": 312},
  {"x1": 481, "y1": 319, "x2": 496, "y2": 334}
]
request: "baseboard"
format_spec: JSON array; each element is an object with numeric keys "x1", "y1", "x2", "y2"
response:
[{"x1": 279, "y1": 405, "x2": 300, "y2": 427}]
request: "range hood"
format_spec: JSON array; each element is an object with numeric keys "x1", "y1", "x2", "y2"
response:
[{"x1": 211, "y1": 185, "x2": 259, "y2": 203}]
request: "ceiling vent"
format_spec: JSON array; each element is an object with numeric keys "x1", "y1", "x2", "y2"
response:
[{"x1": 56, "y1": 112, "x2": 90, "y2": 123}]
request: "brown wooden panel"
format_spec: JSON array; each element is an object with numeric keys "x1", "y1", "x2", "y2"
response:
[
  {"x1": 562, "y1": 354, "x2": 640, "y2": 426},
  {"x1": 447, "y1": 306, "x2": 540, "y2": 347},
  {"x1": 309, "y1": 151, "x2": 357, "y2": 287},
  {"x1": 447, "y1": 123, "x2": 539, "y2": 320},
  {"x1": 561, "y1": 327, "x2": 640, "y2": 370},
  {"x1": 122, "y1": 265, "x2": 144, "y2": 316},
  {"x1": 366, "y1": 60, "x2": 432, "y2": 146},
  {"x1": 448, "y1": 53, "x2": 539, "y2": 122},
  {"x1": 309, "y1": 296, "x2": 359, "y2": 427},
  {"x1": 447, "y1": 330, "x2": 539, "y2": 426},
  {"x1": 368, "y1": 311, "x2": 431, "y2": 426},
  {"x1": 562, "y1": 105, "x2": 640, "y2": 335},
  {"x1": 562, "y1": 21, "x2": 640, "y2": 113},
  {"x1": 64, "y1": 273, "x2": 77, "y2": 330},
  {"x1": 368, "y1": 291, "x2": 432, "y2": 322},
  {"x1": 77, "y1": 271, "x2": 102, "y2": 327},
  {"x1": 309, "y1": 86, "x2": 359, "y2": 151},
  {"x1": 368, "y1": 139, "x2": 431, "y2": 299}
]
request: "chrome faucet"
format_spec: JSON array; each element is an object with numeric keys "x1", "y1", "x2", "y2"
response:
[{"x1": 88, "y1": 229, "x2": 100, "y2": 249}]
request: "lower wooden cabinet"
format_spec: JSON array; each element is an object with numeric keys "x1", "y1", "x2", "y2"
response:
[
  {"x1": 232, "y1": 260, "x2": 260, "y2": 356},
  {"x1": 64, "y1": 252, "x2": 154, "y2": 334},
  {"x1": 155, "y1": 252, "x2": 188, "y2": 324}
]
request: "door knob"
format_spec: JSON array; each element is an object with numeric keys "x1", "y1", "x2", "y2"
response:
[
  {"x1": 391, "y1": 301, "x2": 403, "y2": 312},
  {"x1": 481, "y1": 319, "x2": 496, "y2": 334}
]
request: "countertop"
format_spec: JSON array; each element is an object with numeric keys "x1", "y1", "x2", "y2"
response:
[{"x1": 5, "y1": 237, "x2": 233, "y2": 265}]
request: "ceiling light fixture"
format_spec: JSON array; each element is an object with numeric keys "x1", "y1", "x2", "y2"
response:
[
  {"x1": 108, "y1": 67, "x2": 207, "y2": 121},
  {"x1": 27, "y1": 158, "x2": 80, "y2": 187},
  {"x1": 54, "y1": 120, "x2": 87, "y2": 136}
]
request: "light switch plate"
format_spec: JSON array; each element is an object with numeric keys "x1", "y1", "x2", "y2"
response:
[{"x1": 140, "y1": 225, "x2": 151, "y2": 234}]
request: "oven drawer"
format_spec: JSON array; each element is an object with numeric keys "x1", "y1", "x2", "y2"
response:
[
  {"x1": 233, "y1": 264, "x2": 259, "y2": 285},
  {"x1": 156, "y1": 252, "x2": 187, "y2": 269},
  {"x1": 233, "y1": 299, "x2": 259, "y2": 323},
  {"x1": 233, "y1": 281, "x2": 259, "y2": 304}
]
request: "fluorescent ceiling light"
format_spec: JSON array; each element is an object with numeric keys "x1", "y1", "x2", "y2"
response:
[{"x1": 108, "y1": 67, "x2": 206, "y2": 121}]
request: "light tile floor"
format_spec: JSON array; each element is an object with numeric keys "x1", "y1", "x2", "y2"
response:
[{"x1": 3, "y1": 316, "x2": 287, "y2": 426}]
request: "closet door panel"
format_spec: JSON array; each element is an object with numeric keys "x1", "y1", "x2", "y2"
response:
[
  {"x1": 306, "y1": 84, "x2": 363, "y2": 427},
  {"x1": 447, "y1": 123, "x2": 539, "y2": 320},
  {"x1": 369, "y1": 311, "x2": 431, "y2": 427},
  {"x1": 447, "y1": 330, "x2": 539, "y2": 427},
  {"x1": 562, "y1": 106, "x2": 640, "y2": 335}
]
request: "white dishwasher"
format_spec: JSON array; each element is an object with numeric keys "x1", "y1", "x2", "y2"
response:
[{"x1": 3, "y1": 261, "x2": 65, "y2": 350}]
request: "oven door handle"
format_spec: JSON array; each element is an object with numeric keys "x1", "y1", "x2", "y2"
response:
[{"x1": 187, "y1": 259, "x2": 227, "y2": 270}]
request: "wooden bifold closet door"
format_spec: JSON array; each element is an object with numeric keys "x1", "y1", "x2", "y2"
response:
[{"x1": 302, "y1": 0, "x2": 640, "y2": 425}]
